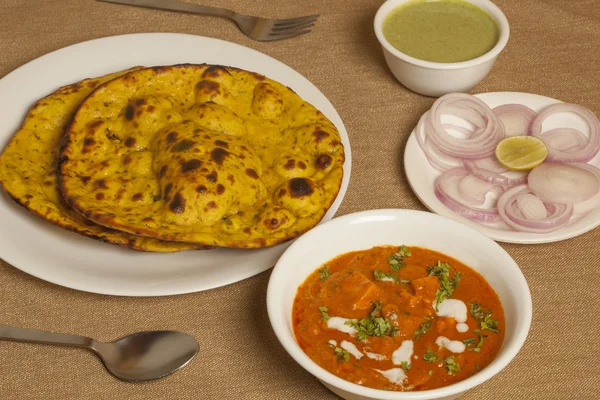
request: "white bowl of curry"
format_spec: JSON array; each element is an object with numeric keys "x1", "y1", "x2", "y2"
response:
[{"x1": 267, "y1": 209, "x2": 531, "y2": 400}]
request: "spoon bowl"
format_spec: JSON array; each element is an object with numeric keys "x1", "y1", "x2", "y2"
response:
[
  {"x1": 0, "y1": 324, "x2": 199, "y2": 381},
  {"x1": 94, "y1": 331, "x2": 200, "y2": 381}
]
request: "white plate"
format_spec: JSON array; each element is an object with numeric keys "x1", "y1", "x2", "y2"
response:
[
  {"x1": 0, "y1": 33, "x2": 351, "y2": 296},
  {"x1": 405, "y1": 91, "x2": 600, "y2": 244}
]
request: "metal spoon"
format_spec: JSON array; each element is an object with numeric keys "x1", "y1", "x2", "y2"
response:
[{"x1": 0, "y1": 324, "x2": 199, "y2": 381}]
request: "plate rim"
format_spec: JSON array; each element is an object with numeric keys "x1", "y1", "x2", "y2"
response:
[{"x1": 0, "y1": 32, "x2": 352, "y2": 296}]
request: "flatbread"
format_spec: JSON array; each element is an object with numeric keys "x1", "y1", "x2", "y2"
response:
[
  {"x1": 0, "y1": 69, "x2": 201, "y2": 252},
  {"x1": 59, "y1": 64, "x2": 345, "y2": 248}
]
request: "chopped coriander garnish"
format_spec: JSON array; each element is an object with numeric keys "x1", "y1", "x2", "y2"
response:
[
  {"x1": 427, "y1": 260, "x2": 451, "y2": 278},
  {"x1": 476, "y1": 364, "x2": 481, "y2": 371},
  {"x1": 333, "y1": 346, "x2": 350, "y2": 362},
  {"x1": 346, "y1": 316, "x2": 392, "y2": 341},
  {"x1": 318, "y1": 306, "x2": 330, "y2": 321},
  {"x1": 414, "y1": 319, "x2": 432, "y2": 340},
  {"x1": 470, "y1": 303, "x2": 499, "y2": 333},
  {"x1": 444, "y1": 356, "x2": 460, "y2": 375},
  {"x1": 468, "y1": 329, "x2": 488, "y2": 353},
  {"x1": 370, "y1": 300, "x2": 383, "y2": 318},
  {"x1": 387, "y1": 245, "x2": 411, "y2": 271},
  {"x1": 401, "y1": 361, "x2": 411, "y2": 371},
  {"x1": 374, "y1": 269, "x2": 411, "y2": 284},
  {"x1": 428, "y1": 261, "x2": 462, "y2": 310},
  {"x1": 463, "y1": 338, "x2": 477, "y2": 346},
  {"x1": 353, "y1": 363, "x2": 360, "y2": 368},
  {"x1": 387, "y1": 257, "x2": 403, "y2": 272},
  {"x1": 318, "y1": 266, "x2": 330, "y2": 280},
  {"x1": 399, "y1": 245, "x2": 411, "y2": 257},
  {"x1": 428, "y1": 370, "x2": 433, "y2": 376},
  {"x1": 423, "y1": 348, "x2": 439, "y2": 363},
  {"x1": 345, "y1": 301, "x2": 394, "y2": 341},
  {"x1": 390, "y1": 326, "x2": 400, "y2": 337}
]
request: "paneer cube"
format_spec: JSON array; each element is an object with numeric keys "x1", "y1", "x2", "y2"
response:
[{"x1": 340, "y1": 271, "x2": 385, "y2": 311}]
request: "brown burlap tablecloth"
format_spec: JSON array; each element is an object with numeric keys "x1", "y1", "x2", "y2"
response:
[{"x1": 1, "y1": 0, "x2": 599, "y2": 398}]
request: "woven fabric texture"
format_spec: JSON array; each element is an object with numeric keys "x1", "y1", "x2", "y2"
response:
[{"x1": 0, "y1": 0, "x2": 598, "y2": 398}]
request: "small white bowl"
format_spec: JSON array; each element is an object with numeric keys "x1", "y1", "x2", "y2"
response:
[
  {"x1": 267, "y1": 209, "x2": 531, "y2": 400},
  {"x1": 374, "y1": 0, "x2": 510, "y2": 97}
]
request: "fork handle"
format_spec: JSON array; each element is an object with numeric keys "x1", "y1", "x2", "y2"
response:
[
  {"x1": 0, "y1": 324, "x2": 94, "y2": 349},
  {"x1": 97, "y1": 0, "x2": 236, "y2": 19}
]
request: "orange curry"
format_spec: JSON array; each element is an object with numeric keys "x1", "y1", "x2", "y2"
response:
[{"x1": 292, "y1": 246, "x2": 505, "y2": 391}]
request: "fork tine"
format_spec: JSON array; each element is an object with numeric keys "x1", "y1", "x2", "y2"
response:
[
  {"x1": 271, "y1": 22, "x2": 316, "y2": 33},
  {"x1": 273, "y1": 14, "x2": 319, "y2": 28},
  {"x1": 273, "y1": 16, "x2": 318, "y2": 29},
  {"x1": 267, "y1": 29, "x2": 313, "y2": 40}
]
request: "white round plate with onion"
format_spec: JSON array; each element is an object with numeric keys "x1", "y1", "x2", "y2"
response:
[{"x1": 404, "y1": 92, "x2": 600, "y2": 244}]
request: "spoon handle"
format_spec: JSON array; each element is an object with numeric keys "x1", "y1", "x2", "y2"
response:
[{"x1": 0, "y1": 324, "x2": 94, "y2": 348}]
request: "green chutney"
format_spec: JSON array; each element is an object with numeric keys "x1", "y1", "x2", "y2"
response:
[{"x1": 382, "y1": 0, "x2": 500, "y2": 63}]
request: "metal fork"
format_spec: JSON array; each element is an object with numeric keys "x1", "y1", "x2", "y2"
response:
[{"x1": 97, "y1": 0, "x2": 318, "y2": 41}]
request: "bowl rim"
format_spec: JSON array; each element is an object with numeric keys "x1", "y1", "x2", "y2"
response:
[
  {"x1": 267, "y1": 208, "x2": 532, "y2": 400},
  {"x1": 373, "y1": 0, "x2": 511, "y2": 71}
]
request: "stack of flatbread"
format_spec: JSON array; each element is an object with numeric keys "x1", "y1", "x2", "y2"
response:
[{"x1": 0, "y1": 65, "x2": 345, "y2": 252}]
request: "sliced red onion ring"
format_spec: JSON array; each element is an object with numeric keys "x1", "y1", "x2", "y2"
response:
[
  {"x1": 570, "y1": 163, "x2": 600, "y2": 215},
  {"x1": 422, "y1": 139, "x2": 457, "y2": 172},
  {"x1": 426, "y1": 93, "x2": 506, "y2": 159},
  {"x1": 435, "y1": 168, "x2": 501, "y2": 222},
  {"x1": 416, "y1": 112, "x2": 462, "y2": 172},
  {"x1": 528, "y1": 163, "x2": 599, "y2": 204},
  {"x1": 448, "y1": 106, "x2": 487, "y2": 129},
  {"x1": 417, "y1": 114, "x2": 488, "y2": 172},
  {"x1": 472, "y1": 156, "x2": 508, "y2": 173},
  {"x1": 516, "y1": 194, "x2": 547, "y2": 220},
  {"x1": 458, "y1": 174, "x2": 504, "y2": 206},
  {"x1": 493, "y1": 104, "x2": 537, "y2": 137},
  {"x1": 529, "y1": 103, "x2": 600, "y2": 163},
  {"x1": 464, "y1": 161, "x2": 528, "y2": 186},
  {"x1": 541, "y1": 127, "x2": 589, "y2": 156},
  {"x1": 497, "y1": 185, "x2": 573, "y2": 233},
  {"x1": 443, "y1": 124, "x2": 476, "y2": 138}
]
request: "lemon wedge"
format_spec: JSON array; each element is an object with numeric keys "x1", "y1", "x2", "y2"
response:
[{"x1": 495, "y1": 136, "x2": 548, "y2": 171}]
